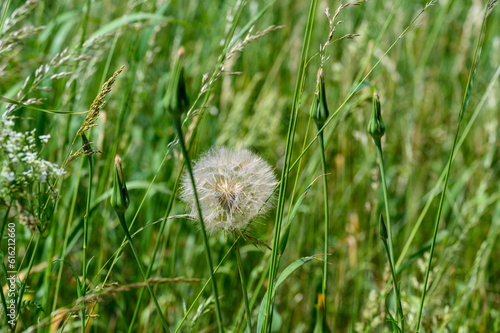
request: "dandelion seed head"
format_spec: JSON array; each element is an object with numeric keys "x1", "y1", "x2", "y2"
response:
[{"x1": 181, "y1": 146, "x2": 277, "y2": 234}]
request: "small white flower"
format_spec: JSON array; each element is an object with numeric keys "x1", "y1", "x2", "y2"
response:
[
  {"x1": 181, "y1": 146, "x2": 277, "y2": 234},
  {"x1": 22, "y1": 152, "x2": 37, "y2": 164},
  {"x1": 1, "y1": 167, "x2": 15, "y2": 182},
  {"x1": 39, "y1": 134, "x2": 51, "y2": 143}
]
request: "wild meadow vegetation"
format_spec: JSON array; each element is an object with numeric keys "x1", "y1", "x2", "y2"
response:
[{"x1": 1, "y1": 0, "x2": 499, "y2": 332}]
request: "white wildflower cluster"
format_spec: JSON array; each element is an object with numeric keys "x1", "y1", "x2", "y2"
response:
[
  {"x1": 181, "y1": 146, "x2": 277, "y2": 234},
  {"x1": 0, "y1": 114, "x2": 65, "y2": 205}
]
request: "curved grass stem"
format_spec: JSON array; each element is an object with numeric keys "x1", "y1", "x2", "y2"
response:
[
  {"x1": 81, "y1": 153, "x2": 92, "y2": 333},
  {"x1": 128, "y1": 172, "x2": 181, "y2": 332},
  {"x1": 318, "y1": 133, "x2": 329, "y2": 329},
  {"x1": 171, "y1": 115, "x2": 224, "y2": 333},
  {"x1": 415, "y1": 2, "x2": 491, "y2": 330},
  {"x1": 235, "y1": 239, "x2": 252, "y2": 332},
  {"x1": 375, "y1": 139, "x2": 404, "y2": 332}
]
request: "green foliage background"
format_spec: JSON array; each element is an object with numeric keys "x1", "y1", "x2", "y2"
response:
[{"x1": 1, "y1": 0, "x2": 499, "y2": 331}]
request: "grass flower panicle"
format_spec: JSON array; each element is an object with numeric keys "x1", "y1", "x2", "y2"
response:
[{"x1": 181, "y1": 146, "x2": 277, "y2": 234}]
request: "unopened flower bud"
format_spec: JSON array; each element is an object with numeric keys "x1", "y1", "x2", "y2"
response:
[
  {"x1": 111, "y1": 155, "x2": 130, "y2": 214},
  {"x1": 367, "y1": 92, "x2": 385, "y2": 141},
  {"x1": 312, "y1": 68, "x2": 329, "y2": 130},
  {"x1": 166, "y1": 47, "x2": 189, "y2": 118}
]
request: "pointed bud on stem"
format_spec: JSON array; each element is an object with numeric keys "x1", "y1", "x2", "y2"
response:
[{"x1": 111, "y1": 154, "x2": 130, "y2": 214}]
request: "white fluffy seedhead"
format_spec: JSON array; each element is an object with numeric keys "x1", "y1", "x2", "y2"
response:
[{"x1": 181, "y1": 146, "x2": 277, "y2": 234}]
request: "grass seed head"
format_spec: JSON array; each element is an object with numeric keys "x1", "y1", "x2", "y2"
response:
[
  {"x1": 78, "y1": 65, "x2": 124, "y2": 136},
  {"x1": 181, "y1": 146, "x2": 277, "y2": 234}
]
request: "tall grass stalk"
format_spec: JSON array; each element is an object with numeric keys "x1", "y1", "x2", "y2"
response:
[
  {"x1": 174, "y1": 238, "x2": 239, "y2": 333},
  {"x1": 170, "y1": 115, "x2": 223, "y2": 332},
  {"x1": 379, "y1": 215, "x2": 404, "y2": 331},
  {"x1": 394, "y1": 62, "x2": 500, "y2": 272},
  {"x1": 234, "y1": 238, "x2": 253, "y2": 332},
  {"x1": 367, "y1": 92, "x2": 404, "y2": 330},
  {"x1": 318, "y1": 132, "x2": 329, "y2": 329},
  {"x1": 376, "y1": 142, "x2": 404, "y2": 331},
  {"x1": 264, "y1": 0, "x2": 318, "y2": 330},
  {"x1": 110, "y1": 155, "x2": 171, "y2": 332},
  {"x1": 87, "y1": 2, "x2": 261, "y2": 326},
  {"x1": 128, "y1": 164, "x2": 183, "y2": 331},
  {"x1": 80, "y1": 133, "x2": 93, "y2": 332},
  {"x1": 0, "y1": 0, "x2": 11, "y2": 33},
  {"x1": 415, "y1": 2, "x2": 494, "y2": 331},
  {"x1": 115, "y1": 212, "x2": 170, "y2": 332},
  {"x1": 15, "y1": 234, "x2": 40, "y2": 330},
  {"x1": 312, "y1": 65, "x2": 331, "y2": 331},
  {"x1": 286, "y1": 3, "x2": 438, "y2": 175}
]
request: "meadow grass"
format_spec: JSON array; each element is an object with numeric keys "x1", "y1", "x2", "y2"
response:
[{"x1": 0, "y1": 0, "x2": 499, "y2": 332}]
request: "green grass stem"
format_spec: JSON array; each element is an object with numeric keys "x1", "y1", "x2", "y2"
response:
[
  {"x1": 235, "y1": 239, "x2": 253, "y2": 333},
  {"x1": 318, "y1": 132, "x2": 329, "y2": 328},
  {"x1": 264, "y1": 0, "x2": 318, "y2": 330},
  {"x1": 374, "y1": 139, "x2": 404, "y2": 331}
]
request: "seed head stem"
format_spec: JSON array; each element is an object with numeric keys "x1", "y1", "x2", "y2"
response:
[
  {"x1": 318, "y1": 133, "x2": 329, "y2": 326},
  {"x1": 81, "y1": 133, "x2": 93, "y2": 333},
  {"x1": 111, "y1": 155, "x2": 170, "y2": 332},
  {"x1": 374, "y1": 139, "x2": 404, "y2": 332}
]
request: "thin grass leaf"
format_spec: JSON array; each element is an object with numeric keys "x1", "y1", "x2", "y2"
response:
[{"x1": 258, "y1": 256, "x2": 316, "y2": 332}]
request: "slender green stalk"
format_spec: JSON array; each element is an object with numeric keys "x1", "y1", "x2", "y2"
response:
[
  {"x1": 285, "y1": 4, "x2": 437, "y2": 182},
  {"x1": 375, "y1": 140, "x2": 403, "y2": 329},
  {"x1": 235, "y1": 239, "x2": 252, "y2": 332},
  {"x1": 69, "y1": 0, "x2": 91, "y2": 105},
  {"x1": 368, "y1": 91, "x2": 403, "y2": 331},
  {"x1": 109, "y1": 154, "x2": 170, "y2": 331},
  {"x1": 0, "y1": 202, "x2": 11, "y2": 243},
  {"x1": 79, "y1": 133, "x2": 95, "y2": 331},
  {"x1": 415, "y1": 3, "x2": 491, "y2": 331},
  {"x1": 171, "y1": 116, "x2": 223, "y2": 333},
  {"x1": 174, "y1": 238, "x2": 238, "y2": 333},
  {"x1": 116, "y1": 212, "x2": 170, "y2": 332},
  {"x1": 312, "y1": 66, "x2": 330, "y2": 331},
  {"x1": 395, "y1": 63, "x2": 500, "y2": 270},
  {"x1": 52, "y1": 159, "x2": 83, "y2": 313},
  {"x1": 128, "y1": 172, "x2": 182, "y2": 332},
  {"x1": 374, "y1": 142, "x2": 394, "y2": 266},
  {"x1": 379, "y1": 216, "x2": 404, "y2": 331},
  {"x1": 0, "y1": 0, "x2": 11, "y2": 35},
  {"x1": 0, "y1": 264, "x2": 10, "y2": 328},
  {"x1": 265, "y1": 0, "x2": 318, "y2": 330},
  {"x1": 15, "y1": 234, "x2": 41, "y2": 330},
  {"x1": 318, "y1": 133, "x2": 329, "y2": 318}
]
